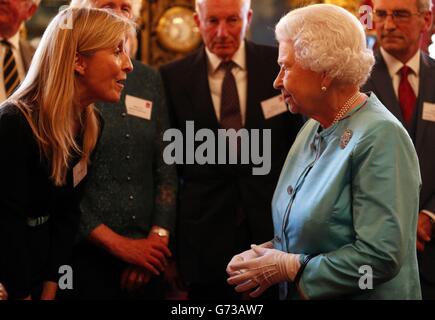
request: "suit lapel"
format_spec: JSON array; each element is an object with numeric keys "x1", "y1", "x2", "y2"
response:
[
  {"x1": 370, "y1": 52, "x2": 403, "y2": 121},
  {"x1": 244, "y1": 41, "x2": 265, "y2": 129},
  {"x1": 415, "y1": 54, "x2": 435, "y2": 153},
  {"x1": 184, "y1": 47, "x2": 219, "y2": 130}
]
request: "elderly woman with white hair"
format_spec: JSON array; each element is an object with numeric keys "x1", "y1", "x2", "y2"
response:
[{"x1": 227, "y1": 4, "x2": 422, "y2": 299}]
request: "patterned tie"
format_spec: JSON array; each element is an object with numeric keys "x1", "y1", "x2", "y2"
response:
[
  {"x1": 2, "y1": 40, "x2": 20, "y2": 98},
  {"x1": 220, "y1": 61, "x2": 242, "y2": 131},
  {"x1": 398, "y1": 65, "x2": 416, "y2": 125}
]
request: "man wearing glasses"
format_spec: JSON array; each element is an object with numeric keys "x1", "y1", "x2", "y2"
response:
[{"x1": 363, "y1": 0, "x2": 435, "y2": 299}]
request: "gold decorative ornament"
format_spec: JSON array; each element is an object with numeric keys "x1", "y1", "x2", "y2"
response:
[{"x1": 156, "y1": 6, "x2": 201, "y2": 53}]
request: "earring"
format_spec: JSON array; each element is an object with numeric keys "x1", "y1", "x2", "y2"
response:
[{"x1": 321, "y1": 86, "x2": 327, "y2": 92}]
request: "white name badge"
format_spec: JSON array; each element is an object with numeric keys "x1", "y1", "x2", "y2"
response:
[
  {"x1": 261, "y1": 94, "x2": 288, "y2": 120},
  {"x1": 422, "y1": 102, "x2": 435, "y2": 122},
  {"x1": 125, "y1": 95, "x2": 153, "y2": 120},
  {"x1": 73, "y1": 160, "x2": 88, "y2": 188}
]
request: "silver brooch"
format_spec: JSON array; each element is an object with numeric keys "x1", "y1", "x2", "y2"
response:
[{"x1": 340, "y1": 128, "x2": 353, "y2": 149}]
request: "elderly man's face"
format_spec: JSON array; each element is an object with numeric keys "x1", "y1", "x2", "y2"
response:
[
  {"x1": 194, "y1": 0, "x2": 252, "y2": 61},
  {"x1": 91, "y1": 0, "x2": 133, "y2": 19},
  {"x1": 0, "y1": 0, "x2": 36, "y2": 39},
  {"x1": 374, "y1": 0, "x2": 432, "y2": 62}
]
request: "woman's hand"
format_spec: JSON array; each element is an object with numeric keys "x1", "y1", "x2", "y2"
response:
[
  {"x1": 120, "y1": 265, "x2": 152, "y2": 292},
  {"x1": 89, "y1": 225, "x2": 172, "y2": 276},
  {"x1": 116, "y1": 237, "x2": 172, "y2": 276},
  {"x1": 227, "y1": 245, "x2": 300, "y2": 298},
  {"x1": 40, "y1": 281, "x2": 58, "y2": 300},
  {"x1": 0, "y1": 283, "x2": 8, "y2": 300}
]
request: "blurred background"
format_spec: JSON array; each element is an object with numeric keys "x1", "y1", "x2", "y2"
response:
[{"x1": 23, "y1": 0, "x2": 435, "y2": 67}]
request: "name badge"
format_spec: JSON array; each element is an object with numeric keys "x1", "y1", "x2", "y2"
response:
[
  {"x1": 125, "y1": 95, "x2": 153, "y2": 120},
  {"x1": 261, "y1": 95, "x2": 288, "y2": 120},
  {"x1": 422, "y1": 102, "x2": 435, "y2": 122},
  {"x1": 73, "y1": 160, "x2": 88, "y2": 188}
]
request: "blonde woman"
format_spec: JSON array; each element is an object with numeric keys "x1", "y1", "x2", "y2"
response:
[{"x1": 0, "y1": 7, "x2": 133, "y2": 300}]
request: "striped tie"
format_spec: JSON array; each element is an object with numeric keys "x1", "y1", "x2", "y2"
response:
[{"x1": 2, "y1": 40, "x2": 20, "y2": 97}]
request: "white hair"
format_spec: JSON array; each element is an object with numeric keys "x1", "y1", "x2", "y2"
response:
[
  {"x1": 69, "y1": 0, "x2": 142, "y2": 19},
  {"x1": 275, "y1": 4, "x2": 375, "y2": 86},
  {"x1": 195, "y1": 0, "x2": 251, "y2": 15}
]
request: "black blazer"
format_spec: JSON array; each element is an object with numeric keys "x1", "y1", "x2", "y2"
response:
[
  {"x1": 160, "y1": 41, "x2": 303, "y2": 284},
  {"x1": 0, "y1": 102, "x2": 100, "y2": 299},
  {"x1": 362, "y1": 51, "x2": 435, "y2": 284}
]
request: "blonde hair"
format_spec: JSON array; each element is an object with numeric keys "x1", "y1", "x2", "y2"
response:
[{"x1": 9, "y1": 7, "x2": 134, "y2": 186}]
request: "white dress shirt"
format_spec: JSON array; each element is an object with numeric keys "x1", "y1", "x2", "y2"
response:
[
  {"x1": 205, "y1": 42, "x2": 248, "y2": 125},
  {"x1": 380, "y1": 47, "x2": 420, "y2": 98},
  {"x1": 1, "y1": 33, "x2": 26, "y2": 102}
]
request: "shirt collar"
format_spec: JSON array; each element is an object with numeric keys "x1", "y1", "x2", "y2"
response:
[
  {"x1": 380, "y1": 47, "x2": 420, "y2": 77},
  {"x1": 1, "y1": 32, "x2": 21, "y2": 51},
  {"x1": 205, "y1": 41, "x2": 246, "y2": 74}
]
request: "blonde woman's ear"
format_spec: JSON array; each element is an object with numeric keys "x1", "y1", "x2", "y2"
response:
[{"x1": 74, "y1": 53, "x2": 87, "y2": 76}]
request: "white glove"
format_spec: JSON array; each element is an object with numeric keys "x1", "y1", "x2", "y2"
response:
[
  {"x1": 0, "y1": 282, "x2": 8, "y2": 300},
  {"x1": 226, "y1": 241, "x2": 274, "y2": 276},
  {"x1": 227, "y1": 245, "x2": 300, "y2": 298}
]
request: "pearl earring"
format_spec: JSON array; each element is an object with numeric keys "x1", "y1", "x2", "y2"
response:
[{"x1": 321, "y1": 86, "x2": 327, "y2": 92}]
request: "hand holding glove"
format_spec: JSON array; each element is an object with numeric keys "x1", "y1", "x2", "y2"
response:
[{"x1": 227, "y1": 245, "x2": 300, "y2": 298}]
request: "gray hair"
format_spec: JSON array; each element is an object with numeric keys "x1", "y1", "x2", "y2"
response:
[
  {"x1": 372, "y1": 0, "x2": 433, "y2": 12},
  {"x1": 417, "y1": 0, "x2": 434, "y2": 11},
  {"x1": 195, "y1": 0, "x2": 251, "y2": 15},
  {"x1": 275, "y1": 4, "x2": 374, "y2": 86},
  {"x1": 69, "y1": 0, "x2": 142, "y2": 19}
]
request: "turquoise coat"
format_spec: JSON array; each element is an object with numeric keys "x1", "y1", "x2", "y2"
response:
[{"x1": 272, "y1": 93, "x2": 422, "y2": 299}]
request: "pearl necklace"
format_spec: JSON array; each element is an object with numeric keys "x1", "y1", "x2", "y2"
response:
[{"x1": 331, "y1": 91, "x2": 361, "y2": 127}]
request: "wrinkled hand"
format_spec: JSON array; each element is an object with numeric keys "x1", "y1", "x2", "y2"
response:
[
  {"x1": 227, "y1": 245, "x2": 300, "y2": 298},
  {"x1": 417, "y1": 212, "x2": 433, "y2": 252},
  {"x1": 120, "y1": 265, "x2": 152, "y2": 292},
  {"x1": 226, "y1": 241, "x2": 274, "y2": 276},
  {"x1": 0, "y1": 283, "x2": 8, "y2": 300},
  {"x1": 119, "y1": 238, "x2": 172, "y2": 275}
]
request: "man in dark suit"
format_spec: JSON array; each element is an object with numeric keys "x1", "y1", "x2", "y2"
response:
[
  {"x1": 362, "y1": 0, "x2": 435, "y2": 299},
  {"x1": 160, "y1": 0, "x2": 303, "y2": 299},
  {"x1": 0, "y1": 0, "x2": 39, "y2": 102}
]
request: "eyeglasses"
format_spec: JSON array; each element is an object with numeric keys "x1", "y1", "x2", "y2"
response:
[{"x1": 373, "y1": 9, "x2": 422, "y2": 23}]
